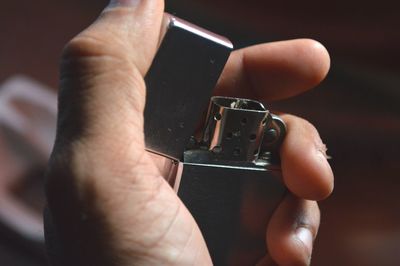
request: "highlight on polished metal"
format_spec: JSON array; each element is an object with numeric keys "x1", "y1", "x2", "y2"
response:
[
  {"x1": 178, "y1": 96, "x2": 287, "y2": 265},
  {"x1": 143, "y1": 13, "x2": 287, "y2": 265},
  {"x1": 144, "y1": 14, "x2": 233, "y2": 161},
  {"x1": 202, "y1": 96, "x2": 270, "y2": 162}
]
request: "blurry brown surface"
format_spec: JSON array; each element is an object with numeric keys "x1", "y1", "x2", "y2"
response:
[
  {"x1": 168, "y1": 0, "x2": 400, "y2": 72},
  {"x1": 1, "y1": 0, "x2": 400, "y2": 265}
]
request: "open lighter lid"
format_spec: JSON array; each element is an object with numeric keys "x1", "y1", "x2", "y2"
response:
[{"x1": 144, "y1": 14, "x2": 233, "y2": 161}]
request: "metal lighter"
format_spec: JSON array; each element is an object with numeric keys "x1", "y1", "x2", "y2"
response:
[{"x1": 144, "y1": 15, "x2": 287, "y2": 265}]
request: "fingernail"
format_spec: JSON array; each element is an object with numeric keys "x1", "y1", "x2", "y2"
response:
[
  {"x1": 295, "y1": 227, "x2": 313, "y2": 258},
  {"x1": 314, "y1": 138, "x2": 332, "y2": 160},
  {"x1": 318, "y1": 143, "x2": 332, "y2": 160},
  {"x1": 108, "y1": 0, "x2": 142, "y2": 7}
]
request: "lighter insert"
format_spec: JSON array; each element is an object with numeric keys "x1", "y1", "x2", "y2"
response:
[{"x1": 144, "y1": 15, "x2": 287, "y2": 265}]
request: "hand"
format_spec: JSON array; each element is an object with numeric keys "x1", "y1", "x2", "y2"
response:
[{"x1": 45, "y1": 1, "x2": 334, "y2": 265}]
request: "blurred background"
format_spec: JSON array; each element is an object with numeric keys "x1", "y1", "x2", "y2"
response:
[{"x1": 1, "y1": 0, "x2": 399, "y2": 265}]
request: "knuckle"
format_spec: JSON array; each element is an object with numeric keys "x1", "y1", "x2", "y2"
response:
[
  {"x1": 61, "y1": 33, "x2": 128, "y2": 65},
  {"x1": 295, "y1": 198, "x2": 320, "y2": 227},
  {"x1": 306, "y1": 201, "x2": 321, "y2": 234},
  {"x1": 62, "y1": 34, "x2": 105, "y2": 61},
  {"x1": 298, "y1": 116, "x2": 320, "y2": 138},
  {"x1": 282, "y1": 114, "x2": 319, "y2": 137},
  {"x1": 294, "y1": 116, "x2": 318, "y2": 135}
]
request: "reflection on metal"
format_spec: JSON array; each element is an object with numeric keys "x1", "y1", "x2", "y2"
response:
[
  {"x1": 202, "y1": 96, "x2": 270, "y2": 162},
  {"x1": 144, "y1": 14, "x2": 287, "y2": 265},
  {"x1": 177, "y1": 162, "x2": 285, "y2": 265},
  {"x1": 144, "y1": 14, "x2": 233, "y2": 161},
  {"x1": 180, "y1": 97, "x2": 286, "y2": 265}
]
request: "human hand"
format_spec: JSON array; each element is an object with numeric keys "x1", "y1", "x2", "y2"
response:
[{"x1": 45, "y1": 1, "x2": 333, "y2": 265}]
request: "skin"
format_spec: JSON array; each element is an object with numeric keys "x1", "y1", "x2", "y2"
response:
[{"x1": 45, "y1": 0, "x2": 334, "y2": 265}]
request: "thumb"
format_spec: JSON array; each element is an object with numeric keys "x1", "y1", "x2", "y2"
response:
[
  {"x1": 56, "y1": 0, "x2": 165, "y2": 150},
  {"x1": 67, "y1": 0, "x2": 165, "y2": 74}
]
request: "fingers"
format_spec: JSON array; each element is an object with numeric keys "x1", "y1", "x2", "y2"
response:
[
  {"x1": 280, "y1": 114, "x2": 334, "y2": 200},
  {"x1": 215, "y1": 39, "x2": 333, "y2": 199},
  {"x1": 215, "y1": 39, "x2": 330, "y2": 101},
  {"x1": 267, "y1": 195, "x2": 320, "y2": 266}
]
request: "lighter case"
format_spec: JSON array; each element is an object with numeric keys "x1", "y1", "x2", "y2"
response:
[{"x1": 144, "y1": 15, "x2": 287, "y2": 265}]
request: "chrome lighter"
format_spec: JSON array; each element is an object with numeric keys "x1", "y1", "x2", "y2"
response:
[{"x1": 144, "y1": 15, "x2": 287, "y2": 265}]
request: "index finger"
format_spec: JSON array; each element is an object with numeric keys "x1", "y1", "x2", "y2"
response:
[{"x1": 215, "y1": 39, "x2": 330, "y2": 101}]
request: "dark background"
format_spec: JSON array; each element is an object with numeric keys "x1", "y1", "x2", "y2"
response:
[{"x1": 1, "y1": 0, "x2": 400, "y2": 265}]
